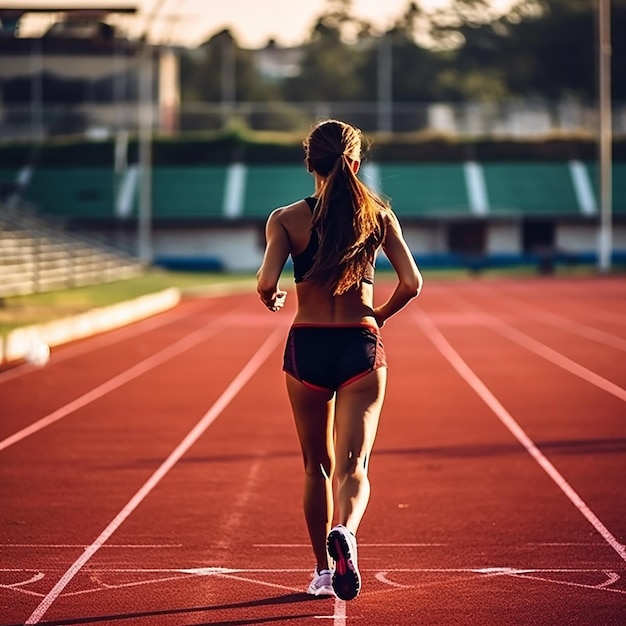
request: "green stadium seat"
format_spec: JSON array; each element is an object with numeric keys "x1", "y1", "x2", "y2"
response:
[
  {"x1": 377, "y1": 163, "x2": 471, "y2": 217},
  {"x1": 0, "y1": 168, "x2": 20, "y2": 201},
  {"x1": 152, "y1": 166, "x2": 226, "y2": 219},
  {"x1": 585, "y1": 162, "x2": 626, "y2": 215},
  {"x1": 25, "y1": 167, "x2": 115, "y2": 218},
  {"x1": 243, "y1": 165, "x2": 311, "y2": 218},
  {"x1": 0, "y1": 168, "x2": 19, "y2": 185},
  {"x1": 482, "y1": 162, "x2": 579, "y2": 215},
  {"x1": 18, "y1": 161, "x2": 621, "y2": 224}
]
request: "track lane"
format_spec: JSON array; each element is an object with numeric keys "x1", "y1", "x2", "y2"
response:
[
  {"x1": 0, "y1": 298, "x2": 222, "y2": 441},
  {"x1": 0, "y1": 304, "x2": 289, "y2": 623},
  {"x1": 2, "y1": 278, "x2": 625, "y2": 625},
  {"x1": 440, "y1": 281, "x2": 626, "y2": 386}
]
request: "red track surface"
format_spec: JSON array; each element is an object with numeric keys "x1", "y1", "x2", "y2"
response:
[{"x1": 1, "y1": 277, "x2": 625, "y2": 625}]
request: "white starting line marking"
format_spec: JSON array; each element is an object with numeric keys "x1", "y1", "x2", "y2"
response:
[
  {"x1": 254, "y1": 543, "x2": 447, "y2": 548},
  {"x1": 3, "y1": 566, "x2": 623, "y2": 594},
  {"x1": 375, "y1": 572, "x2": 412, "y2": 588}
]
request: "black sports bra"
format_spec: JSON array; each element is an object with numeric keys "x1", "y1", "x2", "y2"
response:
[{"x1": 292, "y1": 197, "x2": 375, "y2": 285}]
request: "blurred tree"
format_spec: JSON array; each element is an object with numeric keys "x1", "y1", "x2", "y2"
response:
[
  {"x1": 281, "y1": 0, "x2": 371, "y2": 102},
  {"x1": 512, "y1": 0, "x2": 626, "y2": 101},
  {"x1": 430, "y1": 0, "x2": 626, "y2": 101},
  {"x1": 385, "y1": 3, "x2": 446, "y2": 102},
  {"x1": 179, "y1": 29, "x2": 279, "y2": 103},
  {"x1": 178, "y1": 0, "x2": 626, "y2": 113}
]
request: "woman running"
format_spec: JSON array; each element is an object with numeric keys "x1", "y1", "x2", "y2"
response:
[{"x1": 257, "y1": 119, "x2": 422, "y2": 600}]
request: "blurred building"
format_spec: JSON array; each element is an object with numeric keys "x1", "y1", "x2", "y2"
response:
[
  {"x1": 253, "y1": 39, "x2": 302, "y2": 83},
  {"x1": 0, "y1": 6, "x2": 180, "y2": 141},
  {"x1": 0, "y1": 10, "x2": 622, "y2": 272}
]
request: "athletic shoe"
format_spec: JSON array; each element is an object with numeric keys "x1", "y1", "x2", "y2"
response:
[
  {"x1": 307, "y1": 567, "x2": 335, "y2": 596},
  {"x1": 327, "y1": 525, "x2": 361, "y2": 600}
]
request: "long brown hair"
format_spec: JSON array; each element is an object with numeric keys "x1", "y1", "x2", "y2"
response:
[{"x1": 302, "y1": 119, "x2": 388, "y2": 295}]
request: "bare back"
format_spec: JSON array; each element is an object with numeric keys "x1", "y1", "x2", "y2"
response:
[
  {"x1": 277, "y1": 199, "x2": 378, "y2": 326},
  {"x1": 257, "y1": 196, "x2": 421, "y2": 327}
]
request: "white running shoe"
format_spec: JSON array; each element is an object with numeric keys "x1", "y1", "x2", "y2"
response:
[
  {"x1": 327, "y1": 525, "x2": 361, "y2": 600},
  {"x1": 307, "y1": 567, "x2": 335, "y2": 596}
]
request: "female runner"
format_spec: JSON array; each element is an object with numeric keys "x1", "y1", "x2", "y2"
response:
[{"x1": 257, "y1": 119, "x2": 422, "y2": 600}]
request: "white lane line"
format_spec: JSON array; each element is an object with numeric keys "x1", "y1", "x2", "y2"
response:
[
  {"x1": 413, "y1": 309, "x2": 626, "y2": 565},
  {"x1": 0, "y1": 309, "x2": 234, "y2": 453},
  {"x1": 469, "y1": 283, "x2": 626, "y2": 353},
  {"x1": 597, "y1": 571, "x2": 621, "y2": 589},
  {"x1": 333, "y1": 597, "x2": 346, "y2": 626},
  {"x1": 215, "y1": 457, "x2": 263, "y2": 556},
  {"x1": 0, "y1": 299, "x2": 212, "y2": 385},
  {"x1": 490, "y1": 319, "x2": 626, "y2": 402},
  {"x1": 0, "y1": 543, "x2": 183, "y2": 544},
  {"x1": 2, "y1": 572, "x2": 45, "y2": 588},
  {"x1": 437, "y1": 288, "x2": 626, "y2": 403},
  {"x1": 509, "y1": 571, "x2": 626, "y2": 594},
  {"x1": 8, "y1": 566, "x2": 626, "y2": 575},
  {"x1": 0, "y1": 284, "x2": 255, "y2": 385},
  {"x1": 254, "y1": 543, "x2": 446, "y2": 548},
  {"x1": 196, "y1": 571, "x2": 301, "y2": 594},
  {"x1": 24, "y1": 326, "x2": 285, "y2": 625},
  {"x1": 5, "y1": 566, "x2": 623, "y2": 603},
  {"x1": 375, "y1": 572, "x2": 412, "y2": 588},
  {"x1": 483, "y1": 283, "x2": 626, "y2": 328}
]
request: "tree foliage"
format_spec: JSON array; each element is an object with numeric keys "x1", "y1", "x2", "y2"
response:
[{"x1": 180, "y1": 0, "x2": 626, "y2": 104}]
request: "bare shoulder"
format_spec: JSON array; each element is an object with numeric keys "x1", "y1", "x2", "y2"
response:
[
  {"x1": 269, "y1": 200, "x2": 310, "y2": 220},
  {"x1": 269, "y1": 198, "x2": 311, "y2": 228},
  {"x1": 381, "y1": 208, "x2": 403, "y2": 235}
]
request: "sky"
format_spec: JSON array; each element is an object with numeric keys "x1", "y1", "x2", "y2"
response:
[{"x1": 7, "y1": 0, "x2": 515, "y2": 48}]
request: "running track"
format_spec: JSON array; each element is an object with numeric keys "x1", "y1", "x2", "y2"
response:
[{"x1": 1, "y1": 276, "x2": 625, "y2": 625}]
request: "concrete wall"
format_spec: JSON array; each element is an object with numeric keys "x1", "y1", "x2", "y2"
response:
[
  {"x1": 557, "y1": 223, "x2": 626, "y2": 254},
  {"x1": 153, "y1": 226, "x2": 265, "y2": 272},
  {"x1": 487, "y1": 222, "x2": 521, "y2": 255},
  {"x1": 100, "y1": 221, "x2": 623, "y2": 273}
]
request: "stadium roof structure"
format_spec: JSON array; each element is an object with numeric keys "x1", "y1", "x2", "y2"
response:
[
  {"x1": 0, "y1": 6, "x2": 138, "y2": 35},
  {"x1": 0, "y1": 6, "x2": 137, "y2": 17}
]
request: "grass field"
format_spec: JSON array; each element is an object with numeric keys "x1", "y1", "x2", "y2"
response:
[
  {"x1": 0, "y1": 269, "x2": 257, "y2": 335},
  {"x1": 0, "y1": 264, "x2": 619, "y2": 336}
]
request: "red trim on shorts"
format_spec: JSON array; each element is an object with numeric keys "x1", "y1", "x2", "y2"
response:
[{"x1": 290, "y1": 322, "x2": 380, "y2": 333}]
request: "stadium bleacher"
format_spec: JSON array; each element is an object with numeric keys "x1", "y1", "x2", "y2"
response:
[
  {"x1": 12, "y1": 160, "x2": 623, "y2": 221},
  {"x1": 377, "y1": 163, "x2": 470, "y2": 217},
  {"x1": 587, "y1": 162, "x2": 626, "y2": 215},
  {"x1": 0, "y1": 202, "x2": 143, "y2": 297},
  {"x1": 3, "y1": 160, "x2": 623, "y2": 272},
  {"x1": 483, "y1": 162, "x2": 584, "y2": 216},
  {"x1": 242, "y1": 165, "x2": 312, "y2": 218}
]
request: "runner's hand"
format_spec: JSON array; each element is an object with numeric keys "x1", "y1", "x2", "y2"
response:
[{"x1": 264, "y1": 290, "x2": 287, "y2": 312}]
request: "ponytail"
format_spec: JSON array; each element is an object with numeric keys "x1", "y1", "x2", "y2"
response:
[{"x1": 303, "y1": 120, "x2": 388, "y2": 295}]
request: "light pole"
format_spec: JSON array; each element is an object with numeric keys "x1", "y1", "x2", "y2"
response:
[
  {"x1": 136, "y1": 0, "x2": 168, "y2": 265},
  {"x1": 377, "y1": 33, "x2": 392, "y2": 135},
  {"x1": 597, "y1": 0, "x2": 612, "y2": 273},
  {"x1": 137, "y1": 42, "x2": 153, "y2": 264},
  {"x1": 221, "y1": 34, "x2": 236, "y2": 127}
]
